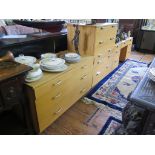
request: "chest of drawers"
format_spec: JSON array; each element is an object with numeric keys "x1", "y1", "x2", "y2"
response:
[
  {"x1": 25, "y1": 56, "x2": 94, "y2": 133},
  {"x1": 67, "y1": 23, "x2": 119, "y2": 86}
]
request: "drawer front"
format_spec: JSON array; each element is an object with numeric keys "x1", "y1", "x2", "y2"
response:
[
  {"x1": 94, "y1": 39, "x2": 115, "y2": 52},
  {"x1": 35, "y1": 60, "x2": 93, "y2": 132},
  {"x1": 111, "y1": 47, "x2": 120, "y2": 59},
  {"x1": 112, "y1": 59, "x2": 119, "y2": 70},
  {"x1": 126, "y1": 38, "x2": 133, "y2": 45},
  {"x1": 35, "y1": 58, "x2": 93, "y2": 98},
  {"x1": 112, "y1": 56, "x2": 119, "y2": 70},
  {"x1": 36, "y1": 70, "x2": 92, "y2": 132},
  {"x1": 92, "y1": 69, "x2": 107, "y2": 86},
  {"x1": 94, "y1": 56, "x2": 109, "y2": 69},
  {"x1": 127, "y1": 44, "x2": 132, "y2": 52},
  {"x1": 36, "y1": 95, "x2": 64, "y2": 132},
  {"x1": 95, "y1": 45, "x2": 115, "y2": 57},
  {"x1": 93, "y1": 59, "x2": 113, "y2": 86},
  {"x1": 95, "y1": 25, "x2": 117, "y2": 43},
  {"x1": 35, "y1": 69, "x2": 73, "y2": 99}
]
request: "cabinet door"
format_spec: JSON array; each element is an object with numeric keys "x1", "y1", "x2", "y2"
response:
[
  {"x1": 0, "y1": 77, "x2": 23, "y2": 108},
  {"x1": 0, "y1": 96, "x2": 3, "y2": 111},
  {"x1": 140, "y1": 31, "x2": 155, "y2": 50}
]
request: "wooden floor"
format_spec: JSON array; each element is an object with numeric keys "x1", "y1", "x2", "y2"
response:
[{"x1": 43, "y1": 51, "x2": 155, "y2": 135}]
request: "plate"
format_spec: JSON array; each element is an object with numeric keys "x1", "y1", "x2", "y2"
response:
[
  {"x1": 41, "y1": 53, "x2": 57, "y2": 59},
  {"x1": 15, "y1": 55, "x2": 36, "y2": 65},
  {"x1": 40, "y1": 58, "x2": 65, "y2": 69},
  {"x1": 65, "y1": 53, "x2": 80, "y2": 58},
  {"x1": 66, "y1": 59, "x2": 80, "y2": 63},
  {"x1": 25, "y1": 73, "x2": 43, "y2": 82},
  {"x1": 41, "y1": 64, "x2": 68, "y2": 72}
]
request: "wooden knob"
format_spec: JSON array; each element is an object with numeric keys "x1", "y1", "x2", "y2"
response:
[
  {"x1": 110, "y1": 37, "x2": 114, "y2": 40},
  {"x1": 99, "y1": 41, "x2": 103, "y2": 44}
]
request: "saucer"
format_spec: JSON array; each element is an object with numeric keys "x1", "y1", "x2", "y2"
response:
[
  {"x1": 25, "y1": 73, "x2": 43, "y2": 82},
  {"x1": 41, "y1": 64, "x2": 68, "y2": 72}
]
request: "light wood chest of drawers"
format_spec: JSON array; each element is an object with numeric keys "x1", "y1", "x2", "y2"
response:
[
  {"x1": 25, "y1": 56, "x2": 94, "y2": 133},
  {"x1": 67, "y1": 23, "x2": 119, "y2": 87}
]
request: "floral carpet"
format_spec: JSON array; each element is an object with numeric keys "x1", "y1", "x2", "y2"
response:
[{"x1": 83, "y1": 59, "x2": 148, "y2": 135}]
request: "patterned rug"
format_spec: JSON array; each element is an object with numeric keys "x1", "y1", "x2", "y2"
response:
[{"x1": 83, "y1": 59, "x2": 148, "y2": 135}]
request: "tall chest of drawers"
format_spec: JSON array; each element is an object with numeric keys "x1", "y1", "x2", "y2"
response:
[{"x1": 67, "y1": 23, "x2": 119, "y2": 86}]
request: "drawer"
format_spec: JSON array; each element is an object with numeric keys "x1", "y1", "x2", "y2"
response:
[
  {"x1": 111, "y1": 47, "x2": 120, "y2": 59},
  {"x1": 126, "y1": 38, "x2": 133, "y2": 45},
  {"x1": 94, "y1": 39, "x2": 115, "y2": 52},
  {"x1": 108, "y1": 25, "x2": 118, "y2": 35},
  {"x1": 94, "y1": 56, "x2": 109, "y2": 68},
  {"x1": 35, "y1": 63, "x2": 93, "y2": 132},
  {"x1": 35, "y1": 58, "x2": 93, "y2": 98},
  {"x1": 95, "y1": 45, "x2": 115, "y2": 57},
  {"x1": 36, "y1": 70, "x2": 93, "y2": 132},
  {"x1": 92, "y1": 69, "x2": 107, "y2": 86},
  {"x1": 112, "y1": 58, "x2": 119, "y2": 70},
  {"x1": 35, "y1": 69, "x2": 73, "y2": 99},
  {"x1": 127, "y1": 44, "x2": 132, "y2": 52},
  {"x1": 95, "y1": 25, "x2": 117, "y2": 44},
  {"x1": 36, "y1": 95, "x2": 65, "y2": 132},
  {"x1": 93, "y1": 60, "x2": 113, "y2": 86}
]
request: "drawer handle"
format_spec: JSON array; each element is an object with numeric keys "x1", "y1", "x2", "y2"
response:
[
  {"x1": 52, "y1": 93, "x2": 61, "y2": 100},
  {"x1": 100, "y1": 27, "x2": 104, "y2": 30},
  {"x1": 81, "y1": 65, "x2": 88, "y2": 69},
  {"x1": 81, "y1": 75, "x2": 87, "y2": 80},
  {"x1": 53, "y1": 80, "x2": 62, "y2": 86},
  {"x1": 108, "y1": 56, "x2": 110, "y2": 58},
  {"x1": 97, "y1": 60, "x2": 102, "y2": 64},
  {"x1": 98, "y1": 54, "x2": 103, "y2": 58},
  {"x1": 96, "y1": 71, "x2": 101, "y2": 76},
  {"x1": 108, "y1": 49, "x2": 112, "y2": 52},
  {"x1": 80, "y1": 88, "x2": 86, "y2": 93},
  {"x1": 112, "y1": 25, "x2": 116, "y2": 28},
  {"x1": 99, "y1": 41, "x2": 104, "y2": 44},
  {"x1": 55, "y1": 105, "x2": 63, "y2": 114},
  {"x1": 110, "y1": 37, "x2": 115, "y2": 40}
]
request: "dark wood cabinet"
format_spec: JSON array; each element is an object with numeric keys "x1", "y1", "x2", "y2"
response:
[{"x1": 0, "y1": 61, "x2": 32, "y2": 134}]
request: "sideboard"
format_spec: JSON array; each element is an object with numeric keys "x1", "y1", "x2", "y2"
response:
[{"x1": 25, "y1": 56, "x2": 94, "y2": 133}]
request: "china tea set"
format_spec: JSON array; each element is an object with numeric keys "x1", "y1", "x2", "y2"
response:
[{"x1": 14, "y1": 52, "x2": 81, "y2": 82}]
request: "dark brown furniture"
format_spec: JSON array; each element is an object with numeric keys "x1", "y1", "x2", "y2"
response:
[
  {"x1": 0, "y1": 61, "x2": 32, "y2": 134},
  {"x1": 0, "y1": 31, "x2": 67, "y2": 58},
  {"x1": 13, "y1": 20, "x2": 65, "y2": 33}
]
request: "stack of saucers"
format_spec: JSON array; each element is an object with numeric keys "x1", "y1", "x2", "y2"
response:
[
  {"x1": 40, "y1": 58, "x2": 68, "y2": 72},
  {"x1": 25, "y1": 64, "x2": 43, "y2": 82},
  {"x1": 64, "y1": 53, "x2": 80, "y2": 63},
  {"x1": 148, "y1": 68, "x2": 155, "y2": 82}
]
